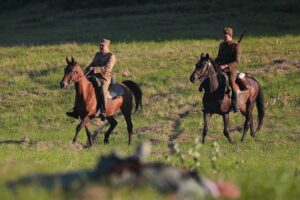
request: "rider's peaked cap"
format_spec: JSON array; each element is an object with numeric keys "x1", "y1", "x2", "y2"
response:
[{"x1": 223, "y1": 27, "x2": 233, "y2": 37}]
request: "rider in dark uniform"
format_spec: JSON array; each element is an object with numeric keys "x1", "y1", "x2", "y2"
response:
[{"x1": 215, "y1": 27, "x2": 241, "y2": 112}]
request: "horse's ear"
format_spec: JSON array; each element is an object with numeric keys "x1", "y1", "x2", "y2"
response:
[
  {"x1": 71, "y1": 57, "x2": 75, "y2": 64},
  {"x1": 205, "y1": 53, "x2": 210, "y2": 59},
  {"x1": 200, "y1": 53, "x2": 204, "y2": 59},
  {"x1": 66, "y1": 57, "x2": 70, "y2": 64}
]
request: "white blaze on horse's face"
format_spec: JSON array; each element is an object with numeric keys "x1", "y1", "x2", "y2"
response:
[
  {"x1": 207, "y1": 60, "x2": 211, "y2": 68},
  {"x1": 199, "y1": 59, "x2": 211, "y2": 77}
]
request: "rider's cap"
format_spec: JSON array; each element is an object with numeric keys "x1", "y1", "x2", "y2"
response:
[
  {"x1": 223, "y1": 27, "x2": 233, "y2": 36},
  {"x1": 100, "y1": 38, "x2": 111, "y2": 46}
]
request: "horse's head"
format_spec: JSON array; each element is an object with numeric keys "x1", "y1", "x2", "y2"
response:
[
  {"x1": 60, "y1": 57, "x2": 82, "y2": 89},
  {"x1": 190, "y1": 53, "x2": 212, "y2": 83}
]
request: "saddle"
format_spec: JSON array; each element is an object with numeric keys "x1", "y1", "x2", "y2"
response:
[
  {"x1": 222, "y1": 72, "x2": 250, "y2": 94},
  {"x1": 107, "y1": 81, "x2": 124, "y2": 99}
]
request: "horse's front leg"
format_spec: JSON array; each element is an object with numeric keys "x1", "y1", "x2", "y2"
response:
[
  {"x1": 73, "y1": 121, "x2": 84, "y2": 144},
  {"x1": 202, "y1": 112, "x2": 211, "y2": 143}
]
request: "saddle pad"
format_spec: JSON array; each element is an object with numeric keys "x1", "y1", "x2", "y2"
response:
[
  {"x1": 236, "y1": 71, "x2": 250, "y2": 90},
  {"x1": 107, "y1": 83, "x2": 124, "y2": 99},
  {"x1": 237, "y1": 71, "x2": 246, "y2": 79}
]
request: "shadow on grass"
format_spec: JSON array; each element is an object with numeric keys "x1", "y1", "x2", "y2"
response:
[
  {"x1": 28, "y1": 66, "x2": 62, "y2": 90},
  {"x1": 0, "y1": 139, "x2": 39, "y2": 146},
  {"x1": 0, "y1": 140, "x2": 25, "y2": 145}
]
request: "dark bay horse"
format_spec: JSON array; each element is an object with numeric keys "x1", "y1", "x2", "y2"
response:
[
  {"x1": 60, "y1": 57, "x2": 142, "y2": 146},
  {"x1": 190, "y1": 54, "x2": 265, "y2": 143}
]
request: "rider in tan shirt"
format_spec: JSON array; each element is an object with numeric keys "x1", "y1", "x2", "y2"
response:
[{"x1": 66, "y1": 39, "x2": 116, "y2": 120}]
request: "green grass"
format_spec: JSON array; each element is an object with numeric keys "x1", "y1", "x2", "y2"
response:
[{"x1": 0, "y1": 1, "x2": 300, "y2": 199}]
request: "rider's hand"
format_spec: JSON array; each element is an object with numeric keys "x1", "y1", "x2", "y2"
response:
[{"x1": 220, "y1": 64, "x2": 228, "y2": 69}]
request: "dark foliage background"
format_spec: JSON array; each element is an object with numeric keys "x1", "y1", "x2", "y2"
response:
[{"x1": 1, "y1": 0, "x2": 193, "y2": 9}]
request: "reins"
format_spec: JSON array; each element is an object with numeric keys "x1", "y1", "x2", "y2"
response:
[{"x1": 70, "y1": 67, "x2": 93, "y2": 84}]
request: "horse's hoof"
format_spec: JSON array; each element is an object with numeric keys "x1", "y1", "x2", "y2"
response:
[
  {"x1": 72, "y1": 140, "x2": 77, "y2": 144},
  {"x1": 104, "y1": 139, "x2": 109, "y2": 144},
  {"x1": 92, "y1": 134, "x2": 97, "y2": 141},
  {"x1": 83, "y1": 144, "x2": 91, "y2": 149}
]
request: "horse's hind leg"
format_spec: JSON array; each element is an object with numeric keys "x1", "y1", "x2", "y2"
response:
[
  {"x1": 73, "y1": 121, "x2": 84, "y2": 144},
  {"x1": 125, "y1": 114, "x2": 133, "y2": 145},
  {"x1": 250, "y1": 117, "x2": 255, "y2": 137},
  {"x1": 248, "y1": 104, "x2": 255, "y2": 137},
  {"x1": 241, "y1": 103, "x2": 255, "y2": 142},
  {"x1": 202, "y1": 112, "x2": 211, "y2": 144},
  {"x1": 223, "y1": 113, "x2": 233, "y2": 143},
  {"x1": 104, "y1": 116, "x2": 118, "y2": 144},
  {"x1": 121, "y1": 96, "x2": 133, "y2": 145},
  {"x1": 121, "y1": 108, "x2": 133, "y2": 145},
  {"x1": 241, "y1": 115, "x2": 250, "y2": 142}
]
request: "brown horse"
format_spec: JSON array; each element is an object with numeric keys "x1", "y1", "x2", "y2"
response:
[
  {"x1": 190, "y1": 53, "x2": 265, "y2": 143},
  {"x1": 60, "y1": 57, "x2": 142, "y2": 146}
]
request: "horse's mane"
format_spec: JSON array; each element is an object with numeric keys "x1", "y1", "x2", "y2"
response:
[{"x1": 210, "y1": 59, "x2": 222, "y2": 74}]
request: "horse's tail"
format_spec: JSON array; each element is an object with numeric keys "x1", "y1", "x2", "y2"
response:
[
  {"x1": 122, "y1": 80, "x2": 143, "y2": 111},
  {"x1": 255, "y1": 80, "x2": 265, "y2": 132}
]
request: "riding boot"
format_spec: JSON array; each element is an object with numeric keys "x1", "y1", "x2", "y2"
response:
[
  {"x1": 99, "y1": 86, "x2": 107, "y2": 121},
  {"x1": 66, "y1": 107, "x2": 79, "y2": 119},
  {"x1": 231, "y1": 91, "x2": 239, "y2": 112},
  {"x1": 94, "y1": 86, "x2": 106, "y2": 121}
]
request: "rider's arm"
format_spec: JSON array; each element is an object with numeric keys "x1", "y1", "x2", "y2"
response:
[{"x1": 84, "y1": 52, "x2": 100, "y2": 72}]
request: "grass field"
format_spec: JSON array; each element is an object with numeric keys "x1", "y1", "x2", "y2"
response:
[{"x1": 0, "y1": 1, "x2": 300, "y2": 199}]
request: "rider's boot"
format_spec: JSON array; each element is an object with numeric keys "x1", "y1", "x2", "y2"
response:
[
  {"x1": 95, "y1": 86, "x2": 106, "y2": 121},
  {"x1": 66, "y1": 107, "x2": 79, "y2": 119},
  {"x1": 99, "y1": 86, "x2": 107, "y2": 121}
]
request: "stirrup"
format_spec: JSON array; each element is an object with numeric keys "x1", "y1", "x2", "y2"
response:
[{"x1": 95, "y1": 109, "x2": 106, "y2": 121}]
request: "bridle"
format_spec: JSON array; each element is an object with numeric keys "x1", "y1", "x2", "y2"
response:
[{"x1": 194, "y1": 60, "x2": 218, "y2": 80}]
